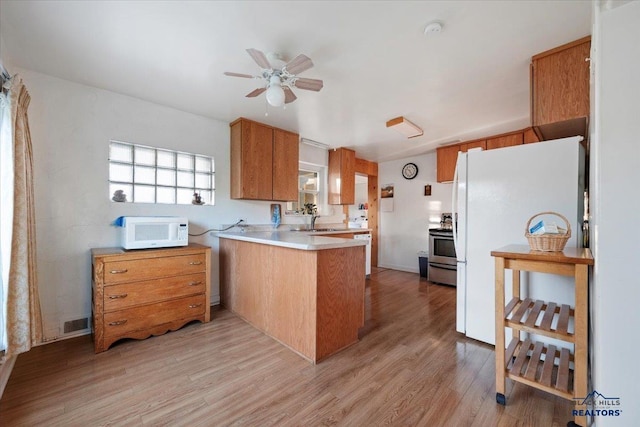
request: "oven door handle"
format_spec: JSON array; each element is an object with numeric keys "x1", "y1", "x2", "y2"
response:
[{"x1": 429, "y1": 262, "x2": 457, "y2": 271}]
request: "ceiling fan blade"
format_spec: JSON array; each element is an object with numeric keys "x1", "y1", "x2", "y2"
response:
[
  {"x1": 224, "y1": 71, "x2": 255, "y2": 79},
  {"x1": 284, "y1": 54, "x2": 313, "y2": 75},
  {"x1": 246, "y1": 48, "x2": 272, "y2": 69},
  {"x1": 246, "y1": 87, "x2": 266, "y2": 98},
  {"x1": 284, "y1": 87, "x2": 297, "y2": 104},
  {"x1": 294, "y1": 78, "x2": 323, "y2": 92}
]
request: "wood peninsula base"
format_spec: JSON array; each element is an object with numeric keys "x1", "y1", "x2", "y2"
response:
[{"x1": 219, "y1": 238, "x2": 365, "y2": 363}]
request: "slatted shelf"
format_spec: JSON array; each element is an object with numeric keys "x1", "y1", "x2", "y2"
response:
[
  {"x1": 504, "y1": 297, "x2": 574, "y2": 342},
  {"x1": 493, "y1": 245, "x2": 593, "y2": 427},
  {"x1": 504, "y1": 338, "x2": 574, "y2": 400}
]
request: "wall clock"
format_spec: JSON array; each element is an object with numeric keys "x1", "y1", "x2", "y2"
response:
[{"x1": 402, "y1": 162, "x2": 418, "y2": 180}]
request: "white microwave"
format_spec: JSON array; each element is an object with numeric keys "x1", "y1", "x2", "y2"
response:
[{"x1": 117, "y1": 216, "x2": 189, "y2": 250}]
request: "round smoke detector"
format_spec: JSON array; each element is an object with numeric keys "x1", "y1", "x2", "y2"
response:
[{"x1": 424, "y1": 21, "x2": 443, "y2": 35}]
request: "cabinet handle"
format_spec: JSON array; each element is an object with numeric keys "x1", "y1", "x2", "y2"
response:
[
  {"x1": 108, "y1": 320, "x2": 128, "y2": 326},
  {"x1": 109, "y1": 269, "x2": 128, "y2": 274},
  {"x1": 189, "y1": 261, "x2": 203, "y2": 265},
  {"x1": 189, "y1": 303, "x2": 203, "y2": 309},
  {"x1": 188, "y1": 281, "x2": 202, "y2": 286},
  {"x1": 108, "y1": 293, "x2": 128, "y2": 299}
]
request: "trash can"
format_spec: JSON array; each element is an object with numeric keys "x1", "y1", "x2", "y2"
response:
[{"x1": 418, "y1": 251, "x2": 428, "y2": 278}]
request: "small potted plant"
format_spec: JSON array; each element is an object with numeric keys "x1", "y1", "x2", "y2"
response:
[{"x1": 300, "y1": 203, "x2": 317, "y2": 216}]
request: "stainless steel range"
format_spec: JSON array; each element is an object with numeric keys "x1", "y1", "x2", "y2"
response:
[{"x1": 428, "y1": 213, "x2": 457, "y2": 286}]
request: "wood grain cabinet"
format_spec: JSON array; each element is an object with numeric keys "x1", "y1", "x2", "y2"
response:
[
  {"x1": 230, "y1": 117, "x2": 299, "y2": 201},
  {"x1": 91, "y1": 244, "x2": 211, "y2": 353},
  {"x1": 486, "y1": 132, "x2": 523, "y2": 150},
  {"x1": 436, "y1": 144, "x2": 461, "y2": 183},
  {"x1": 436, "y1": 128, "x2": 538, "y2": 183},
  {"x1": 492, "y1": 245, "x2": 593, "y2": 427},
  {"x1": 531, "y1": 36, "x2": 591, "y2": 127},
  {"x1": 328, "y1": 147, "x2": 356, "y2": 205},
  {"x1": 436, "y1": 140, "x2": 488, "y2": 183}
]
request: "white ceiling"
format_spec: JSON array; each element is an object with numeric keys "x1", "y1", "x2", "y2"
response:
[{"x1": 0, "y1": 1, "x2": 592, "y2": 162}]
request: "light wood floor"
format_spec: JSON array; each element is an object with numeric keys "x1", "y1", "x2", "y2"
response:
[{"x1": 1, "y1": 268, "x2": 573, "y2": 426}]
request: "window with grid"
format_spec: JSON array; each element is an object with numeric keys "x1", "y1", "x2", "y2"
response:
[{"x1": 109, "y1": 140, "x2": 215, "y2": 205}]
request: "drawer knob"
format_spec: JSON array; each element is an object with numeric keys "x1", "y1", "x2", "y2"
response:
[
  {"x1": 108, "y1": 293, "x2": 128, "y2": 299},
  {"x1": 188, "y1": 281, "x2": 202, "y2": 286},
  {"x1": 189, "y1": 261, "x2": 203, "y2": 266},
  {"x1": 189, "y1": 303, "x2": 203, "y2": 309},
  {"x1": 108, "y1": 320, "x2": 128, "y2": 326},
  {"x1": 109, "y1": 269, "x2": 128, "y2": 274}
]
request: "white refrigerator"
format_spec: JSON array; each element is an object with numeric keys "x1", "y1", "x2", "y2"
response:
[{"x1": 453, "y1": 136, "x2": 585, "y2": 345}]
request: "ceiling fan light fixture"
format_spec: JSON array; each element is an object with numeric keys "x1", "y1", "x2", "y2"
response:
[
  {"x1": 386, "y1": 116, "x2": 424, "y2": 138},
  {"x1": 266, "y1": 75, "x2": 285, "y2": 107}
]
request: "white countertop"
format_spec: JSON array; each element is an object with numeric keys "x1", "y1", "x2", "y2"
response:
[{"x1": 216, "y1": 230, "x2": 369, "y2": 251}]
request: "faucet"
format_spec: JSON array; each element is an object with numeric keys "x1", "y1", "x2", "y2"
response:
[{"x1": 311, "y1": 214, "x2": 320, "y2": 230}]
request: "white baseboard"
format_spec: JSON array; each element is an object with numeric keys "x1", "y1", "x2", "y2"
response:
[{"x1": 0, "y1": 354, "x2": 17, "y2": 399}]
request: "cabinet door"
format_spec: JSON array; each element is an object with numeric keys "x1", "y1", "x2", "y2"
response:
[
  {"x1": 230, "y1": 119, "x2": 273, "y2": 200},
  {"x1": 486, "y1": 133, "x2": 523, "y2": 150},
  {"x1": 523, "y1": 128, "x2": 540, "y2": 144},
  {"x1": 272, "y1": 129, "x2": 299, "y2": 201},
  {"x1": 461, "y1": 140, "x2": 486, "y2": 152},
  {"x1": 436, "y1": 144, "x2": 462, "y2": 183},
  {"x1": 328, "y1": 148, "x2": 355, "y2": 205},
  {"x1": 532, "y1": 37, "x2": 591, "y2": 126}
]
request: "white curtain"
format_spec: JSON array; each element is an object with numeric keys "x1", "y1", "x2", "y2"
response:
[{"x1": 0, "y1": 75, "x2": 43, "y2": 360}]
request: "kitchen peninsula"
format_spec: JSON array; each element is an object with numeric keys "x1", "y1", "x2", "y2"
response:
[{"x1": 218, "y1": 231, "x2": 366, "y2": 363}]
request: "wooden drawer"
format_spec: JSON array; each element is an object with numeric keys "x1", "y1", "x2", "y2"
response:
[
  {"x1": 103, "y1": 273, "x2": 206, "y2": 312},
  {"x1": 103, "y1": 294, "x2": 206, "y2": 338},
  {"x1": 103, "y1": 254, "x2": 206, "y2": 284}
]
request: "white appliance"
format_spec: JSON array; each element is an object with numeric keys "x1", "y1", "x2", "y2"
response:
[
  {"x1": 354, "y1": 233, "x2": 372, "y2": 276},
  {"x1": 452, "y1": 136, "x2": 585, "y2": 345},
  {"x1": 117, "y1": 216, "x2": 189, "y2": 250}
]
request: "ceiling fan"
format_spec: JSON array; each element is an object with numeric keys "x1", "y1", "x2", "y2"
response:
[{"x1": 224, "y1": 48, "x2": 324, "y2": 107}]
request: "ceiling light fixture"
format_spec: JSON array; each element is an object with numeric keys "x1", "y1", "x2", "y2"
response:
[
  {"x1": 386, "y1": 116, "x2": 424, "y2": 138},
  {"x1": 265, "y1": 75, "x2": 285, "y2": 107}
]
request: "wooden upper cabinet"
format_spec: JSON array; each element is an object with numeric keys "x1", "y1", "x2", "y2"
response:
[
  {"x1": 486, "y1": 132, "x2": 523, "y2": 150},
  {"x1": 461, "y1": 140, "x2": 486, "y2": 152},
  {"x1": 523, "y1": 127, "x2": 540, "y2": 144},
  {"x1": 328, "y1": 148, "x2": 355, "y2": 205},
  {"x1": 230, "y1": 118, "x2": 298, "y2": 201},
  {"x1": 531, "y1": 36, "x2": 591, "y2": 127},
  {"x1": 436, "y1": 144, "x2": 462, "y2": 183},
  {"x1": 272, "y1": 129, "x2": 299, "y2": 201}
]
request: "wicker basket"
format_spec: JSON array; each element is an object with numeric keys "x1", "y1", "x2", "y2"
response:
[{"x1": 525, "y1": 211, "x2": 571, "y2": 252}]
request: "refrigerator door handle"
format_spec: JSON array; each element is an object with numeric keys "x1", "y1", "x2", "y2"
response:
[{"x1": 452, "y1": 156, "x2": 459, "y2": 256}]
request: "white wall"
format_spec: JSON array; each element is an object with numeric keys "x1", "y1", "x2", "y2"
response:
[
  {"x1": 13, "y1": 67, "x2": 336, "y2": 341},
  {"x1": 378, "y1": 152, "x2": 451, "y2": 272},
  {"x1": 591, "y1": 1, "x2": 640, "y2": 424}
]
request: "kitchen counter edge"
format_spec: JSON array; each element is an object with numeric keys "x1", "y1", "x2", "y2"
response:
[{"x1": 216, "y1": 230, "x2": 368, "y2": 251}]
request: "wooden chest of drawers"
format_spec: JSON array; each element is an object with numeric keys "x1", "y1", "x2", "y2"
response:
[{"x1": 91, "y1": 244, "x2": 211, "y2": 353}]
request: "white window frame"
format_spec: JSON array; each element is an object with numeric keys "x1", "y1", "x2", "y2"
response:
[
  {"x1": 286, "y1": 162, "x2": 327, "y2": 215},
  {"x1": 108, "y1": 140, "x2": 215, "y2": 205}
]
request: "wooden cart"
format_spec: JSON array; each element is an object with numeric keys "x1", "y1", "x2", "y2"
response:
[{"x1": 492, "y1": 245, "x2": 593, "y2": 427}]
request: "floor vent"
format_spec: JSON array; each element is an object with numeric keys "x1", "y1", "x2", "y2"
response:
[{"x1": 63, "y1": 318, "x2": 89, "y2": 334}]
